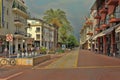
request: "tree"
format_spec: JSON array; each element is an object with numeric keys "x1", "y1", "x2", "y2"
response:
[
  {"x1": 43, "y1": 9, "x2": 72, "y2": 45},
  {"x1": 43, "y1": 9, "x2": 66, "y2": 27},
  {"x1": 67, "y1": 35, "x2": 79, "y2": 48}
]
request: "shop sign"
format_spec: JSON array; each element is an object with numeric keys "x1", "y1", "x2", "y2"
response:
[{"x1": 6, "y1": 34, "x2": 13, "y2": 42}]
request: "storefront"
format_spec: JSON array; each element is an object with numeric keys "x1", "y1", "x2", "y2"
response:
[
  {"x1": 0, "y1": 35, "x2": 6, "y2": 53},
  {"x1": 115, "y1": 26, "x2": 120, "y2": 55}
]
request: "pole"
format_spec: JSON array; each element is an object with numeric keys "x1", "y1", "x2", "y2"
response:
[{"x1": 9, "y1": 41, "x2": 10, "y2": 58}]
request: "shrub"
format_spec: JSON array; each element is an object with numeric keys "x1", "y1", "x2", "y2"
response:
[{"x1": 40, "y1": 47, "x2": 47, "y2": 54}]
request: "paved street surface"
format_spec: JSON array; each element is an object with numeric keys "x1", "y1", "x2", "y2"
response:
[{"x1": 0, "y1": 48, "x2": 120, "y2": 80}]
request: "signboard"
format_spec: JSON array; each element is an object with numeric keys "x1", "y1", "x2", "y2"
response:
[
  {"x1": 62, "y1": 44, "x2": 66, "y2": 50},
  {"x1": 6, "y1": 34, "x2": 13, "y2": 42}
]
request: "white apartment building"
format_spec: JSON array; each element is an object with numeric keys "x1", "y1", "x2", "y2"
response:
[
  {"x1": 0, "y1": 0, "x2": 30, "y2": 54},
  {"x1": 89, "y1": 9, "x2": 97, "y2": 51},
  {"x1": 27, "y1": 19, "x2": 55, "y2": 50},
  {"x1": 27, "y1": 19, "x2": 43, "y2": 48},
  {"x1": 42, "y1": 23, "x2": 54, "y2": 50}
]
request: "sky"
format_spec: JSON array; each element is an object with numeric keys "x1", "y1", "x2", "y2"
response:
[{"x1": 25, "y1": 0, "x2": 95, "y2": 41}]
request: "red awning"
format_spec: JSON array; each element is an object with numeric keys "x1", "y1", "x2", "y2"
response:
[
  {"x1": 108, "y1": 5, "x2": 116, "y2": 15},
  {"x1": 97, "y1": 19, "x2": 100, "y2": 24},
  {"x1": 101, "y1": 13, "x2": 106, "y2": 20}
]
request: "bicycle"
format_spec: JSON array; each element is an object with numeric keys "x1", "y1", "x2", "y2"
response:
[{"x1": 0, "y1": 58, "x2": 16, "y2": 66}]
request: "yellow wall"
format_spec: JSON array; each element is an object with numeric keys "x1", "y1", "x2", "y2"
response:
[{"x1": 0, "y1": 55, "x2": 50, "y2": 66}]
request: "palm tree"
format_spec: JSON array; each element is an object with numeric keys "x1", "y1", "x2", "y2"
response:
[{"x1": 43, "y1": 9, "x2": 72, "y2": 47}]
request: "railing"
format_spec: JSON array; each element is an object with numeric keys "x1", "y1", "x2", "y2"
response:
[{"x1": 14, "y1": 31, "x2": 26, "y2": 36}]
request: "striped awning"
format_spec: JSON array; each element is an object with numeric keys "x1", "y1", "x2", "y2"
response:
[
  {"x1": 115, "y1": 26, "x2": 120, "y2": 33},
  {"x1": 92, "y1": 24, "x2": 120, "y2": 40}
]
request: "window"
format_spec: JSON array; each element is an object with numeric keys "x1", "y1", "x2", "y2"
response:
[
  {"x1": 7, "y1": 8, "x2": 9, "y2": 15},
  {"x1": 36, "y1": 28, "x2": 40, "y2": 33},
  {"x1": 105, "y1": 15, "x2": 109, "y2": 24},
  {"x1": 116, "y1": 33, "x2": 119, "y2": 41},
  {"x1": 6, "y1": 22, "x2": 8, "y2": 29},
  {"x1": 114, "y1": 5, "x2": 120, "y2": 18},
  {"x1": 36, "y1": 34, "x2": 40, "y2": 40}
]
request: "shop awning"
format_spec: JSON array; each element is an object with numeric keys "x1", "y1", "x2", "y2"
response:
[
  {"x1": 92, "y1": 24, "x2": 120, "y2": 40},
  {"x1": 102, "y1": 26, "x2": 115, "y2": 35},
  {"x1": 115, "y1": 26, "x2": 120, "y2": 33},
  {"x1": 92, "y1": 32, "x2": 105, "y2": 40},
  {"x1": 102, "y1": 24, "x2": 120, "y2": 35}
]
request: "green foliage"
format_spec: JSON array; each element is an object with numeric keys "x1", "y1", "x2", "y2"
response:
[
  {"x1": 56, "y1": 48, "x2": 65, "y2": 53},
  {"x1": 66, "y1": 35, "x2": 79, "y2": 48},
  {"x1": 40, "y1": 46, "x2": 47, "y2": 54},
  {"x1": 43, "y1": 8, "x2": 73, "y2": 43}
]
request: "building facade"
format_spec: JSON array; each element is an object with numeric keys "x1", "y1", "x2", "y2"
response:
[
  {"x1": 27, "y1": 19, "x2": 43, "y2": 48},
  {"x1": 86, "y1": 0, "x2": 120, "y2": 56},
  {"x1": 80, "y1": 18, "x2": 93, "y2": 50},
  {"x1": 42, "y1": 23, "x2": 54, "y2": 50},
  {"x1": 27, "y1": 18, "x2": 55, "y2": 50},
  {"x1": 0, "y1": 0, "x2": 31, "y2": 55}
]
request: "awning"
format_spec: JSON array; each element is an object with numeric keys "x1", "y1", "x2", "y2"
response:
[
  {"x1": 92, "y1": 32, "x2": 105, "y2": 40},
  {"x1": 102, "y1": 26, "x2": 114, "y2": 34},
  {"x1": 115, "y1": 26, "x2": 120, "y2": 33},
  {"x1": 92, "y1": 24, "x2": 120, "y2": 40},
  {"x1": 108, "y1": 5, "x2": 116, "y2": 15},
  {"x1": 102, "y1": 23, "x2": 120, "y2": 35}
]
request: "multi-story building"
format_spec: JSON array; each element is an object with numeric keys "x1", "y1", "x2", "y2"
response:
[
  {"x1": 27, "y1": 18, "x2": 55, "y2": 50},
  {"x1": 80, "y1": 18, "x2": 93, "y2": 50},
  {"x1": 90, "y1": 0, "x2": 120, "y2": 56},
  {"x1": 27, "y1": 19, "x2": 43, "y2": 48},
  {"x1": 42, "y1": 23, "x2": 54, "y2": 50},
  {"x1": 0, "y1": 0, "x2": 30, "y2": 54}
]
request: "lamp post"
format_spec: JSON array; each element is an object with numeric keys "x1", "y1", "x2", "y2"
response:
[{"x1": 24, "y1": 23, "x2": 31, "y2": 57}]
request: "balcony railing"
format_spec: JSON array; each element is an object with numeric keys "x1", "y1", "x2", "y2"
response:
[
  {"x1": 25, "y1": 33, "x2": 32, "y2": 37},
  {"x1": 95, "y1": 28, "x2": 101, "y2": 31},
  {"x1": 109, "y1": 18, "x2": 120, "y2": 23},
  {"x1": 94, "y1": 15, "x2": 101, "y2": 19},
  {"x1": 100, "y1": 8, "x2": 108, "y2": 14},
  {"x1": 101, "y1": 24, "x2": 109, "y2": 29},
  {"x1": 12, "y1": 8, "x2": 29, "y2": 18},
  {"x1": 14, "y1": 19, "x2": 24, "y2": 26},
  {"x1": 86, "y1": 32, "x2": 93, "y2": 36},
  {"x1": 14, "y1": 31, "x2": 26, "y2": 36}
]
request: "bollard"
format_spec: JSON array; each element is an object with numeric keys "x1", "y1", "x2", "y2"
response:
[
  {"x1": 22, "y1": 53, "x2": 25, "y2": 58},
  {"x1": 17, "y1": 53, "x2": 20, "y2": 58}
]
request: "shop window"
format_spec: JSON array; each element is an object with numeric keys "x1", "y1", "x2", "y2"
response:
[{"x1": 116, "y1": 33, "x2": 120, "y2": 41}]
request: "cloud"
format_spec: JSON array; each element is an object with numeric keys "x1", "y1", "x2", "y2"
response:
[{"x1": 25, "y1": 0, "x2": 95, "y2": 40}]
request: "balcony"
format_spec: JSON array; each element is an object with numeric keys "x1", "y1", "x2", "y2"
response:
[
  {"x1": 101, "y1": 24, "x2": 109, "y2": 29},
  {"x1": 85, "y1": 20, "x2": 93, "y2": 26},
  {"x1": 25, "y1": 33, "x2": 32, "y2": 37},
  {"x1": 95, "y1": 28, "x2": 101, "y2": 31},
  {"x1": 14, "y1": 31, "x2": 25, "y2": 38},
  {"x1": 86, "y1": 32, "x2": 93, "y2": 36},
  {"x1": 100, "y1": 8, "x2": 108, "y2": 14},
  {"x1": 20, "y1": 0, "x2": 25, "y2": 4},
  {"x1": 12, "y1": 8, "x2": 29, "y2": 18},
  {"x1": 94, "y1": 15, "x2": 101, "y2": 19},
  {"x1": 14, "y1": 19, "x2": 24, "y2": 26},
  {"x1": 107, "y1": 0, "x2": 118, "y2": 5},
  {"x1": 109, "y1": 18, "x2": 120, "y2": 23}
]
